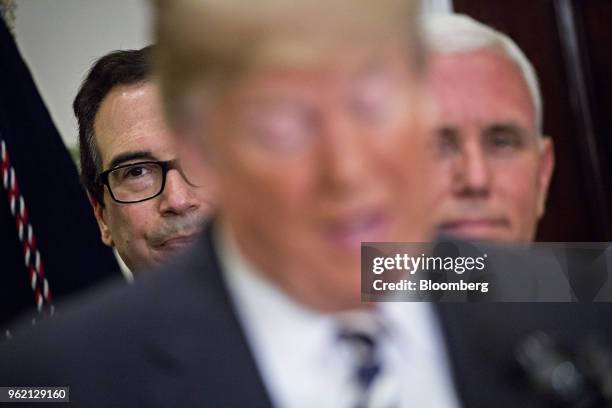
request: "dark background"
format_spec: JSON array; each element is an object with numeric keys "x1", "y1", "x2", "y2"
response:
[
  {"x1": 0, "y1": 19, "x2": 119, "y2": 330},
  {"x1": 453, "y1": 0, "x2": 612, "y2": 241}
]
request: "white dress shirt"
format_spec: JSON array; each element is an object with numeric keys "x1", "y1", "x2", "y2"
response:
[
  {"x1": 113, "y1": 248, "x2": 134, "y2": 283},
  {"x1": 216, "y1": 230, "x2": 461, "y2": 408}
]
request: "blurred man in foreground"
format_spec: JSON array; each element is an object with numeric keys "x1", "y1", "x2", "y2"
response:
[
  {"x1": 74, "y1": 46, "x2": 214, "y2": 274},
  {"x1": 2, "y1": 1, "x2": 455, "y2": 406},
  {"x1": 424, "y1": 14, "x2": 555, "y2": 242}
]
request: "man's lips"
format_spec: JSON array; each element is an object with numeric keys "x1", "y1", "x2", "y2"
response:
[
  {"x1": 325, "y1": 211, "x2": 390, "y2": 249},
  {"x1": 437, "y1": 218, "x2": 509, "y2": 239},
  {"x1": 154, "y1": 233, "x2": 198, "y2": 251}
]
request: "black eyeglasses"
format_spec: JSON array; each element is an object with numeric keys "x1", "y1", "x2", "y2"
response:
[{"x1": 98, "y1": 159, "x2": 199, "y2": 204}]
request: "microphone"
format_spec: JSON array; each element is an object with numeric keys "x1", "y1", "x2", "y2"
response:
[
  {"x1": 580, "y1": 336, "x2": 612, "y2": 404},
  {"x1": 514, "y1": 331, "x2": 608, "y2": 408}
]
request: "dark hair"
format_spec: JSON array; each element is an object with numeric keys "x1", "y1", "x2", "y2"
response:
[{"x1": 73, "y1": 45, "x2": 154, "y2": 205}]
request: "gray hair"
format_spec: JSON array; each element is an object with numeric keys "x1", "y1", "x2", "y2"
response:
[{"x1": 423, "y1": 13, "x2": 543, "y2": 133}]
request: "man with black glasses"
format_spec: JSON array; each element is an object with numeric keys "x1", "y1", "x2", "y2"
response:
[{"x1": 74, "y1": 46, "x2": 214, "y2": 274}]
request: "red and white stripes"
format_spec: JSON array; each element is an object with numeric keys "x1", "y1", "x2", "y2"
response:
[{"x1": 1, "y1": 138, "x2": 53, "y2": 313}]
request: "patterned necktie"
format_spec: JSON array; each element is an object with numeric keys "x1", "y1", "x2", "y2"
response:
[
  {"x1": 339, "y1": 329, "x2": 382, "y2": 408},
  {"x1": 338, "y1": 311, "x2": 399, "y2": 408}
]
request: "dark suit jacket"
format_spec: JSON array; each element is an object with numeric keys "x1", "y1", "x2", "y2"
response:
[{"x1": 1, "y1": 222, "x2": 611, "y2": 407}]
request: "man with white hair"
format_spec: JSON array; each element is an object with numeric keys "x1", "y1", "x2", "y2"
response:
[{"x1": 425, "y1": 14, "x2": 555, "y2": 242}]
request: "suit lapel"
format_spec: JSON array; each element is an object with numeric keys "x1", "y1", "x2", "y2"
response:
[{"x1": 141, "y1": 220, "x2": 274, "y2": 407}]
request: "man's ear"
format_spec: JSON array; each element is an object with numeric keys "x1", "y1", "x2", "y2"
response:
[
  {"x1": 88, "y1": 193, "x2": 114, "y2": 247},
  {"x1": 536, "y1": 136, "x2": 555, "y2": 218}
]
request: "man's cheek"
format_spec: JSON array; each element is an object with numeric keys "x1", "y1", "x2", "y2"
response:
[
  {"x1": 375, "y1": 143, "x2": 412, "y2": 178},
  {"x1": 268, "y1": 173, "x2": 314, "y2": 216},
  {"x1": 500, "y1": 170, "x2": 540, "y2": 222},
  {"x1": 428, "y1": 163, "x2": 454, "y2": 202}
]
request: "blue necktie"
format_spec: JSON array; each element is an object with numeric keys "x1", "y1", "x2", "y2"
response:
[{"x1": 339, "y1": 328, "x2": 383, "y2": 408}]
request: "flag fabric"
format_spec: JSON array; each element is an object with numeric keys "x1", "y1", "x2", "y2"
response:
[{"x1": 0, "y1": 18, "x2": 120, "y2": 332}]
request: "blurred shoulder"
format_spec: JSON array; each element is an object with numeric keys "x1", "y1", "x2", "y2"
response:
[{"x1": 0, "y1": 232, "x2": 222, "y2": 383}]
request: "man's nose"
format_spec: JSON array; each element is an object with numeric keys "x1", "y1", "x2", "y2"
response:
[
  {"x1": 453, "y1": 141, "x2": 491, "y2": 197},
  {"x1": 318, "y1": 114, "x2": 369, "y2": 196},
  {"x1": 159, "y1": 169, "x2": 200, "y2": 215}
]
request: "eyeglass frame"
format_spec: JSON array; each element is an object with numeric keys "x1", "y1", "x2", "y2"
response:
[{"x1": 97, "y1": 159, "x2": 198, "y2": 204}]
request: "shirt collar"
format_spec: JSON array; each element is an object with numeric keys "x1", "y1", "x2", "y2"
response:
[
  {"x1": 214, "y1": 226, "x2": 441, "y2": 356},
  {"x1": 214, "y1": 225, "x2": 338, "y2": 357}
]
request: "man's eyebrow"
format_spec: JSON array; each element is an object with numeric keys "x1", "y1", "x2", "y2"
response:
[
  {"x1": 107, "y1": 151, "x2": 156, "y2": 170},
  {"x1": 485, "y1": 122, "x2": 528, "y2": 136}
]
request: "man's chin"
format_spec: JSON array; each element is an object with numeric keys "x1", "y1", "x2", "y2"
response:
[
  {"x1": 437, "y1": 219, "x2": 514, "y2": 242},
  {"x1": 293, "y1": 268, "x2": 363, "y2": 312}
]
